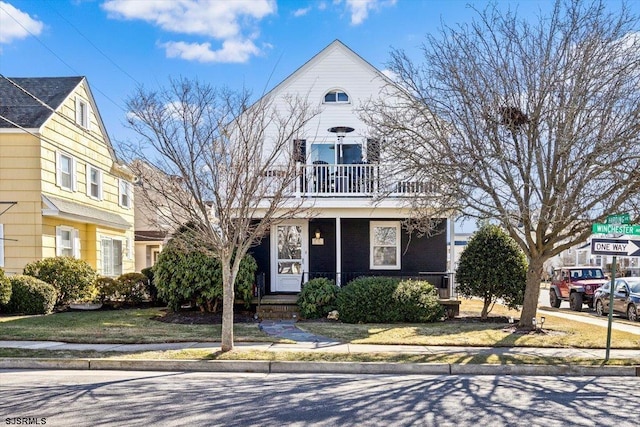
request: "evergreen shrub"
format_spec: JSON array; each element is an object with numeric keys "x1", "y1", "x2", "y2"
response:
[{"x1": 298, "y1": 277, "x2": 339, "y2": 319}]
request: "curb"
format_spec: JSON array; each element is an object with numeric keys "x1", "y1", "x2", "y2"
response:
[{"x1": 1, "y1": 358, "x2": 638, "y2": 377}]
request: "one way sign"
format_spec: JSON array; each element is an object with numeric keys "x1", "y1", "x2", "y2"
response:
[{"x1": 591, "y1": 238, "x2": 640, "y2": 257}]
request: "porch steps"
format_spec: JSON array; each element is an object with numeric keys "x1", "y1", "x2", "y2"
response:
[{"x1": 256, "y1": 295, "x2": 300, "y2": 321}]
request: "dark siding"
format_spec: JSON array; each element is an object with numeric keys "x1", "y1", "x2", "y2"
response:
[
  {"x1": 340, "y1": 218, "x2": 448, "y2": 284},
  {"x1": 308, "y1": 219, "x2": 336, "y2": 276}
]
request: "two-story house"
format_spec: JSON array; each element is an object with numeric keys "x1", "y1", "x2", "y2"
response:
[
  {"x1": 248, "y1": 40, "x2": 454, "y2": 296},
  {"x1": 0, "y1": 76, "x2": 135, "y2": 276}
]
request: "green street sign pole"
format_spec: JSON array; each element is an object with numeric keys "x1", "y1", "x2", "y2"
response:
[{"x1": 605, "y1": 256, "x2": 616, "y2": 362}]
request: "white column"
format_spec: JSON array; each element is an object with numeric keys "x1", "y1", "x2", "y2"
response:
[
  {"x1": 336, "y1": 217, "x2": 342, "y2": 286},
  {"x1": 449, "y1": 216, "x2": 456, "y2": 298}
]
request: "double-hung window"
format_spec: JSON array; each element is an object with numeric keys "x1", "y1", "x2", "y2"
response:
[
  {"x1": 101, "y1": 237, "x2": 123, "y2": 276},
  {"x1": 119, "y1": 179, "x2": 131, "y2": 208},
  {"x1": 86, "y1": 164, "x2": 103, "y2": 200},
  {"x1": 370, "y1": 221, "x2": 401, "y2": 270},
  {"x1": 56, "y1": 226, "x2": 80, "y2": 258},
  {"x1": 57, "y1": 152, "x2": 77, "y2": 191}
]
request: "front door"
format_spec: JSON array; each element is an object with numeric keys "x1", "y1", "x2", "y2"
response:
[{"x1": 272, "y1": 221, "x2": 308, "y2": 292}]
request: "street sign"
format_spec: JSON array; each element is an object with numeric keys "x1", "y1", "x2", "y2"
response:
[
  {"x1": 591, "y1": 238, "x2": 640, "y2": 256},
  {"x1": 591, "y1": 223, "x2": 640, "y2": 235},
  {"x1": 606, "y1": 213, "x2": 630, "y2": 225}
]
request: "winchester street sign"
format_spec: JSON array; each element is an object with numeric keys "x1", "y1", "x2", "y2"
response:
[
  {"x1": 591, "y1": 223, "x2": 640, "y2": 235},
  {"x1": 591, "y1": 238, "x2": 640, "y2": 256}
]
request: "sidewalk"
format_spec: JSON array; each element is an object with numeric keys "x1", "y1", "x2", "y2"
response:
[
  {"x1": 2, "y1": 324, "x2": 639, "y2": 377},
  {"x1": 2, "y1": 308, "x2": 640, "y2": 377}
]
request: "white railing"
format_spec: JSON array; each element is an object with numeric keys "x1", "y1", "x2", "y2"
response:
[{"x1": 293, "y1": 163, "x2": 435, "y2": 197}]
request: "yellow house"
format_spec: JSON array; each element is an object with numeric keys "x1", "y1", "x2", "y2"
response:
[{"x1": 0, "y1": 76, "x2": 135, "y2": 276}]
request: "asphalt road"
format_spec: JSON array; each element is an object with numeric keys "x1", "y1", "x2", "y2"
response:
[{"x1": 2, "y1": 370, "x2": 639, "y2": 427}]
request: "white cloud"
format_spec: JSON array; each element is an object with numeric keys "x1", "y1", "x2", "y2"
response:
[
  {"x1": 293, "y1": 7, "x2": 311, "y2": 17},
  {"x1": 162, "y1": 39, "x2": 260, "y2": 64},
  {"x1": 344, "y1": 0, "x2": 397, "y2": 26},
  {"x1": 0, "y1": 1, "x2": 44, "y2": 44},
  {"x1": 103, "y1": 0, "x2": 275, "y2": 62}
]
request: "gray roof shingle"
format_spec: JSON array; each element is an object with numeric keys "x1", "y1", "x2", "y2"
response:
[{"x1": 0, "y1": 76, "x2": 83, "y2": 129}]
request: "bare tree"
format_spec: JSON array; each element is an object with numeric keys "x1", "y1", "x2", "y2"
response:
[
  {"x1": 361, "y1": 0, "x2": 640, "y2": 327},
  {"x1": 125, "y1": 78, "x2": 318, "y2": 350}
]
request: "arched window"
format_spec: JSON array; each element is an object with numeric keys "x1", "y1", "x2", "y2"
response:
[{"x1": 324, "y1": 90, "x2": 349, "y2": 103}]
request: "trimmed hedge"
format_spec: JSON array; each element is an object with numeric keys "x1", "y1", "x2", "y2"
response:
[
  {"x1": 0, "y1": 268, "x2": 11, "y2": 305},
  {"x1": 336, "y1": 276, "x2": 444, "y2": 323},
  {"x1": 298, "y1": 277, "x2": 339, "y2": 319},
  {"x1": 393, "y1": 279, "x2": 444, "y2": 322},
  {"x1": 3, "y1": 275, "x2": 57, "y2": 315},
  {"x1": 336, "y1": 276, "x2": 403, "y2": 323},
  {"x1": 97, "y1": 273, "x2": 150, "y2": 306},
  {"x1": 23, "y1": 257, "x2": 98, "y2": 305}
]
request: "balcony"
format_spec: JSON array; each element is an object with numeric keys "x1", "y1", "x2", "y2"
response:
[{"x1": 294, "y1": 163, "x2": 433, "y2": 198}]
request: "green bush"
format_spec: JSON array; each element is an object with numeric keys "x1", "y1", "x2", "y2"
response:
[
  {"x1": 336, "y1": 276, "x2": 403, "y2": 323},
  {"x1": 298, "y1": 278, "x2": 339, "y2": 319},
  {"x1": 0, "y1": 268, "x2": 11, "y2": 306},
  {"x1": 23, "y1": 257, "x2": 98, "y2": 305},
  {"x1": 393, "y1": 279, "x2": 444, "y2": 322},
  {"x1": 336, "y1": 276, "x2": 444, "y2": 324},
  {"x1": 153, "y1": 238, "x2": 257, "y2": 312},
  {"x1": 97, "y1": 276, "x2": 120, "y2": 303},
  {"x1": 456, "y1": 224, "x2": 527, "y2": 319},
  {"x1": 117, "y1": 272, "x2": 151, "y2": 304},
  {"x1": 3, "y1": 275, "x2": 57, "y2": 314}
]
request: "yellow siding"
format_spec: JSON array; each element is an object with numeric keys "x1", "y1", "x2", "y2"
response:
[{"x1": 0, "y1": 79, "x2": 135, "y2": 275}]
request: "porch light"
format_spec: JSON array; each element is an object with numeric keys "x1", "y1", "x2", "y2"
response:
[{"x1": 315, "y1": 228, "x2": 322, "y2": 239}]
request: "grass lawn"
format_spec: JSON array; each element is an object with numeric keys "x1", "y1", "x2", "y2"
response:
[
  {"x1": 0, "y1": 308, "x2": 272, "y2": 344},
  {"x1": 0, "y1": 300, "x2": 638, "y2": 350}
]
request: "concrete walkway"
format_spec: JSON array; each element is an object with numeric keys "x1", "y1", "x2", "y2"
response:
[{"x1": 2, "y1": 303, "x2": 639, "y2": 377}]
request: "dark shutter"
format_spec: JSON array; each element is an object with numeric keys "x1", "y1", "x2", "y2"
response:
[
  {"x1": 366, "y1": 139, "x2": 380, "y2": 163},
  {"x1": 293, "y1": 139, "x2": 306, "y2": 163}
]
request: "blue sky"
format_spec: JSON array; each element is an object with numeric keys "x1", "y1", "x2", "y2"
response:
[{"x1": 1, "y1": 0, "x2": 582, "y2": 147}]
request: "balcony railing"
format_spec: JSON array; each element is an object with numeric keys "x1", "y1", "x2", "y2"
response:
[{"x1": 293, "y1": 163, "x2": 434, "y2": 197}]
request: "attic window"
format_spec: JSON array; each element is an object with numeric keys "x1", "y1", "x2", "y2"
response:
[
  {"x1": 324, "y1": 90, "x2": 349, "y2": 103},
  {"x1": 76, "y1": 97, "x2": 90, "y2": 129}
]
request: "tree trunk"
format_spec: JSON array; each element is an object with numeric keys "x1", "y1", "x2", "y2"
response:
[
  {"x1": 221, "y1": 262, "x2": 235, "y2": 352},
  {"x1": 518, "y1": 256, "x2": 545, "y2": 328},
  {"x1": 481, "y1": 296, "x2": 491, "y2": 319}
]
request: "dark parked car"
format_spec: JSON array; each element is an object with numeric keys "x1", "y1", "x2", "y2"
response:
[{"x1": 594, "y1": 277, "x2": 640, "y2": 322}]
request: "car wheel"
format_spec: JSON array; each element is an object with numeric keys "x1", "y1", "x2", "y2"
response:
[
  {"x1": 549, "y1": 289, "x2": 561, "y2": 308},
  {"x1": 570, "y1": 292, "x2": 583, "y2": 312},
  {"x1": 628, "y1": 304, "x2": 638, "y2": 322},
  {"x1": 595, "y1": 299, "x2": 605, "y2": 316}
]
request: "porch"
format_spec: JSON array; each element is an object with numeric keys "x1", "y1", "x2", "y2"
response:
[{"x1": 292, "y1": 163, "x2": 435, "y2": 198}]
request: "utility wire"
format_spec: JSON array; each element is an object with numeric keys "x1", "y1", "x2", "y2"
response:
[{"x1": 0, "y1": 2, "x2": 129, "y2": 115}]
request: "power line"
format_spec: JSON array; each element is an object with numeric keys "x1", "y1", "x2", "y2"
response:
[
  {"x1": 0, "y1": 2, "x2": 129, "y2": 116},
  {"x1": 45, "y1": 2, "x2": 142, "y2": 87}
]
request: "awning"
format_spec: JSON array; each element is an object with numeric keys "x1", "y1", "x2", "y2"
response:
[{"x1": 42, "y1": 195, "x2": 131, "y2": 230}]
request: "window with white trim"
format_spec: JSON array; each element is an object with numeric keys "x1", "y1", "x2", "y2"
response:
[
  {"x1": 76, "y1": 97, "x2": 90, "y2": 129},
  {"x1": 119, "y1": 179, "x2": 131, "y2": 208},
  {"x1": 57, "y1": 152, "x2": 77, "y2": 191},
  {"x1": 0, "y1": 224, "x2": 4, "y2": 267},
  {"x1": 86, "y1": 164, "x2": 103, "y2": 200},
  {"x1": 370, "y1": 221, "x2": 401, "y2": 270},
  {"x1": 56, "y1": 226, "x2": 80, "y2": 258},
  {"x1": 101, "y1": 237, "x2": 123, "y2": 276},
  {"x1": 324, "y1": 90, "x2": 349, "y2": 103}
]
